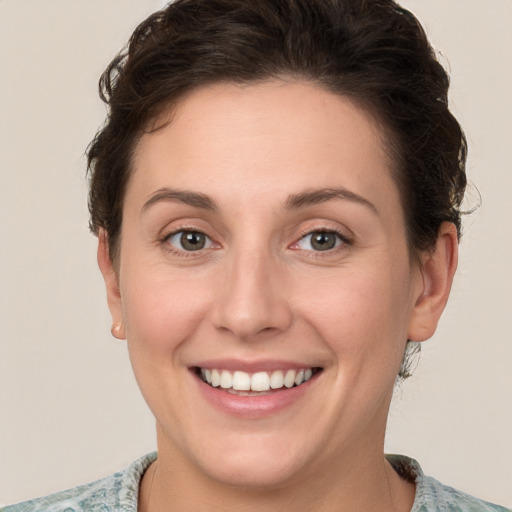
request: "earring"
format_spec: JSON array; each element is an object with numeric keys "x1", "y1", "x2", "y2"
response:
[{"x1": 111, "y1": 322, "x2": 125, "y2": 340}]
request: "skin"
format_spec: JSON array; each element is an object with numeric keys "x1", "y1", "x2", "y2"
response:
[{"x1": 98, "y1": 81, "x2": 458, "y2": 511}]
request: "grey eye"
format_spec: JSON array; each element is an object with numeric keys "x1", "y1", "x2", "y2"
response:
[
  {"x1": 167, "y1": 231, "x2": 212, "y2": 251},
  {"x1": 297, "y1": 231, "x2": 342, "y2": 251}
]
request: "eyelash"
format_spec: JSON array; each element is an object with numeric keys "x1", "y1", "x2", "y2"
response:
[{"x1": 160, "y1": 227, "x2": 351, "y2": 257}]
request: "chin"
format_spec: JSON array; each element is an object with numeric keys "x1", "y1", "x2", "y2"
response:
[
  {"x1": 175, "y1": 427, "x2": 321, "y2": 490},
  {"x1": 197, "y1": 449, "x2": 311, "y2": 489}
]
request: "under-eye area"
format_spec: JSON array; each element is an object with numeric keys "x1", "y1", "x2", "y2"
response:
[{"x1": 193, "y1": 367, "x2": 323, "y2": 395}]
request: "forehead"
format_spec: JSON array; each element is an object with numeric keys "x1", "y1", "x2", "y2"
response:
[{"x1": 128, "y1": 80, "x2": 399, "y2": 217}]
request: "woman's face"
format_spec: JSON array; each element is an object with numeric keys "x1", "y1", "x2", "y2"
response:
[{"x1": 102, "y1": 81, "x2": 436, "y2": 487}]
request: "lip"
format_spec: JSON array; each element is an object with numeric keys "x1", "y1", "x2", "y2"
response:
[{"x1": 189, "y1": 363, "x2": 322, "y2": 418}]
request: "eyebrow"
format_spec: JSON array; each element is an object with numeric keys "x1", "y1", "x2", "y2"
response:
[
  {"x1": 284, "y1": 187, "x2": 378, "y2": 215},
  {"x1": 141, "y1": 188, "x2": 217, "y2": 213},
  {"x1": 141, "y1": 186, "x2": 377, "y2": 215}
]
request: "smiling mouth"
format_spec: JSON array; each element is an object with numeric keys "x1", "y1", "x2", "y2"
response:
[{"x1": 194, "y1": 367, "x2": 322, "y2": 395}]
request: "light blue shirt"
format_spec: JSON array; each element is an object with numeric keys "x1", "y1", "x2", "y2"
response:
[{"x1": 3, "y1": 453, "x2": 509, "y2": 511}]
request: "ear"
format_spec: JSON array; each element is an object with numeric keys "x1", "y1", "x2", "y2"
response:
[
  {"x1": 97, "y1": 229, "x2": 126, "y2": 340},
  {"x1": 407, "y1": 222, "x2": 459, "y2": 342}
]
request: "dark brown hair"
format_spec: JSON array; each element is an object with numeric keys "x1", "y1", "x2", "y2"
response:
[{"x1": 86, "y1": 0, "x2": 467, "y2": 378}]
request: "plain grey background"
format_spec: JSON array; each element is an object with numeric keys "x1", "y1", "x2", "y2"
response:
[{"x1": 1, "y1": 0, "x2": 511, "y2": 506}]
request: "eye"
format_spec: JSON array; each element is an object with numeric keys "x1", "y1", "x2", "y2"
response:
[
  {"x1": 296, "y1": 231, "x2": 344, "y2": 251},
  {"x1": 165, "y1": 230, "x2": 214, "y2": 251}
]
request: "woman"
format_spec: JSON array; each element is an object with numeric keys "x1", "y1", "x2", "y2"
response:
[{"x1": 3, "y1": 0, "x2": 509, "y2": 510}]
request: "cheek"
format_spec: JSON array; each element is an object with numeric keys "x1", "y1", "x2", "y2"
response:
[
  {"x1": 120, "y1": 267, "x2": 214, "y2": 356},
  {"x1": 297, "y1": 265, "x2": 413, "y2": 367},
  {"x1": 119, "y1": 268, "x2": 216, "y2": 424}
]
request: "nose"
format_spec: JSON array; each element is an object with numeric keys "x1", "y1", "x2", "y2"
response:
[{"x1": 211, "y1": 249, "x2": 293, "y2": 340}]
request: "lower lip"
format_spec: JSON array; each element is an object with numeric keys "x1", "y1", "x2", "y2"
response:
[{"x1": 192, "y1": 371, "x2": 319, "y2": 418}]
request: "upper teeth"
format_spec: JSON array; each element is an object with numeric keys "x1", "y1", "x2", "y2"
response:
[{"x1": 200, "y1": 368, "x2": 314, "y2": 392}]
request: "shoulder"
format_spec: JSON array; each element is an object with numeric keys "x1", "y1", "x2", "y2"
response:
[
  {"x1": 1, "y1": 453, "x2": 156, "y2": 512},
  {"x1": 387, "y1": 454, "x2": 511, "y2": 512},
  {"x1": 416, "y1": 474, "x2": 510, "y2": 512}
]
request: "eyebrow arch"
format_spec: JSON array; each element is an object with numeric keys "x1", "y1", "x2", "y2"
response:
[
  {"x1": 284, "y1": 187, "x2": 379, "y2": 215},
  {"x1": 141, "y1": 187, "x2": 217, "y2": 213}
]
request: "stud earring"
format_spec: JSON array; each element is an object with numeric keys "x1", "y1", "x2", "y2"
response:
[{"x1": 111, "y1": 322, "x2": 125, "y2": 339}]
